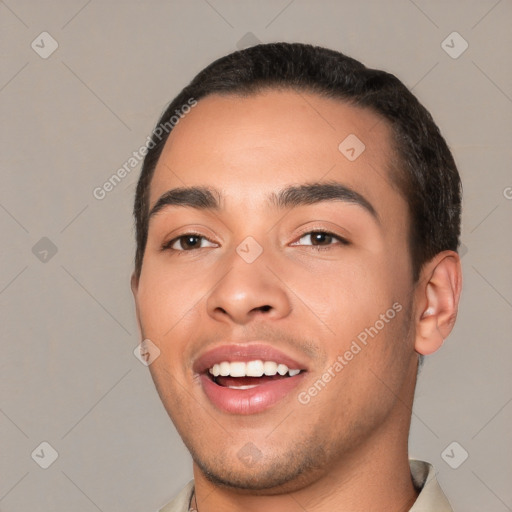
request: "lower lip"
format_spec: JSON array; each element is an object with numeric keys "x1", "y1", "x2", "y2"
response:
[{"x1": 200, "y1": 373, "x2": 306, "y2": 415}]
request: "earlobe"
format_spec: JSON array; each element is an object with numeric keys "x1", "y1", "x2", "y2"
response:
[
  {"x1": 416, "y1": 315, "x2": 444, "y2": 355},
  {"x1": 414, "y1": 251, "x2": 462, "y2": 356}
]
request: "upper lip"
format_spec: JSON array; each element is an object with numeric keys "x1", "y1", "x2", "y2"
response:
[{"x1": 193, "y1": 343, "x2": 309, "y2": 374}]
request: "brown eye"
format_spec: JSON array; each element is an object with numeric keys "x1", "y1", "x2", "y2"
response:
[
  {"x1": 163, "y1": 234, "x2": 217, "y2": 252},
  {"x1": 176, "y1": 235, "x2": 202, "y2": 250},
  {"x1": 294, "y1": 231, "x2": 349, "y2": 247},
  {"x1": 309, "y1": 232, "x2": 334, "y2": 245}
]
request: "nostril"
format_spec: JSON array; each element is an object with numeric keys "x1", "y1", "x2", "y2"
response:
[{"x1": 259, "y1": 305, "x2": 272, "y2": 312}]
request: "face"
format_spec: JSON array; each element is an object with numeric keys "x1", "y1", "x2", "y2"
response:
[{"x1": 132, "y1": 90, "x2": 419, "y2": 492}]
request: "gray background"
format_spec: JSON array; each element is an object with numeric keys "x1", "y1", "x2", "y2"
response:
[{"x1": 1, "y1": 0, "x2": 511, "y2": 510}]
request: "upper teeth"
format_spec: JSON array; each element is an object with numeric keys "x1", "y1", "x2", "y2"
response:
[{"x1": 208, "y1": 360, "x2": 301, "y2": 378}]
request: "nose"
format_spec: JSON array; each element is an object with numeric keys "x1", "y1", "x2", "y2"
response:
[{"x1": 206, "y1": 248, "x2": 292, "y2": 326}]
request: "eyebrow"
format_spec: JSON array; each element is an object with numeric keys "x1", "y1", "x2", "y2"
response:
[{"x1": 148, "y1": 181, "x2": 379, "y2": 224}]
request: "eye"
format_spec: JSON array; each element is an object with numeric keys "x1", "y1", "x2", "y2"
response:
[
  {"x1": 162, "y1": 233, "x2": 217, "y2": 252},
  {"x1": 292, "y1": 230, "x2": 349, "y2": 249}
]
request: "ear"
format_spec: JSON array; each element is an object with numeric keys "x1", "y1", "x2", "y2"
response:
[
  {"x1": 414, "y1": 250, "x2": 462, "y2": 356},
  {"x1": 130, "y1": 271, "x2": 139, "y2": 296},
  {"x1": 130, "y1": 271, "x2": 143, "y2": 340}
]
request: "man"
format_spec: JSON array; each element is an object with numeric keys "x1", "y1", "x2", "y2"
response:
[{"x1": 131, "y1": 42, "x2": 462, "y2": 511}]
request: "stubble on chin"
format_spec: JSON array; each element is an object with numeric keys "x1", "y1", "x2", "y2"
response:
[{"x1": 188, "y1": 433, "x2": 332, "y2": 494}]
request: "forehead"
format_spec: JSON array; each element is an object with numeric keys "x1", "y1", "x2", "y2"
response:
[{"x1": 149, "y1": 90, "x2": 401, "y2": 214}]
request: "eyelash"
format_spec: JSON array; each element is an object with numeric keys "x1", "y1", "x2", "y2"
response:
[
  {"x1": 161, "y1": 230, "x2": 350, "y2": 254},
  {"x1": 292, "y1": 230, "x2": 350, "y2": 250}
]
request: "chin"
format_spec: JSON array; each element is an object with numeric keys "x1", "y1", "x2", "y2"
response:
[{"x1": 190, "y1": 442, "x2": 329, "y2": 493}]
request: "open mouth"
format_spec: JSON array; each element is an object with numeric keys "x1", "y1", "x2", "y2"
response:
[
  {"x1": 200, "y1": 367, "x2": 306, "y2": 414},
  {"x1": 194, "y1": 344, "x2": 309, "y2": 414},
  {"x1": 207, "y1": 360, "x2": 304, "y2": 390}
]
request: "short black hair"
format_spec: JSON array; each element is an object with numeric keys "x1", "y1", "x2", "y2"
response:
[{"x1": 133, "y1": 42, "x2": 462, "y2": 283}]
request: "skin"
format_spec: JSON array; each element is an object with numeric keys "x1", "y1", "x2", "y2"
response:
[{"x1": 131, "y1": 90, "x2": 462, "y2": 512}]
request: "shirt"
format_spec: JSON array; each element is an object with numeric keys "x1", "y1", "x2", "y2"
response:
[{"x1": 157, "y1": 459, "x2": 453, "y2": 512}]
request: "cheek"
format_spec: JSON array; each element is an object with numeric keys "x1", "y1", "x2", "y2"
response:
[
  {"x1": 138, "y1": 266, "x2": 203, "y2": 404},
  {"x1": 304, "y1": 302, "x2": 413, "y2": 433},
  {"x1": 288, "y1": 252, "x2": 396, "y2": 336},
  {"x1": 136, "y1": 261, "x2": 204, "y2": 336},
  {"x1": 289, "y1": 251, "x2": 412, "y2": 387},
  {"x1": 135, "y1": 271, "x2": 207, "y2": 396}
]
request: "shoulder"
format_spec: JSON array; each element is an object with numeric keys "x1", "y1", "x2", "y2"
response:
[
  {"x1": 409, "y1": 460, "x2": 454, "y2": 512},
  {"x1": 157, "y1": 481, "x2": 195, "y2": 512}
]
